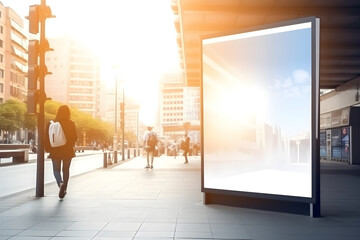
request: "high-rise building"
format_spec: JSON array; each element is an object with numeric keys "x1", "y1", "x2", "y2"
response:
[
  {"x1": 45, "y1": 37, "x2": 101, "y2": 118},
  {"x1": 0, "y1": 4, "x2": 27, "y2": 104},
  {"x1": 159, "y1": 73, "x2": 200, "y2": 141}
]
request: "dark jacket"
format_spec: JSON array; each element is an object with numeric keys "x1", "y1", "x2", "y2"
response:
[
  {"x1": 45, "y1": 119, "x2": 78, "y2": 159},
  {"x1": 184, "y1": 136, "x2": 190, "y2": 152}
]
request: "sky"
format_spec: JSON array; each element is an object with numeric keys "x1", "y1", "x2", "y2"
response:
[{"x1": 1, "y1": 0, "x2": 180, "y2": 125}]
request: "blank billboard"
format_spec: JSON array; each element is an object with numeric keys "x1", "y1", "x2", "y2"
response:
[{"x1": 201, "y1": 17, "x2": 319, "y2": 201}]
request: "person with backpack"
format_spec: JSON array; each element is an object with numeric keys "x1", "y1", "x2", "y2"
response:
[
  {"x1": 143, "y1": 126, "x2": 157, "y2": 169},
  {"x1": 45, "y1": 105, "x2": 78, "y2": 199}
]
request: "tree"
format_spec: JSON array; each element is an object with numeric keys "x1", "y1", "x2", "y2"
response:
[{"x1": 0, "y1": 98, "x2": 26, "y2": 132}]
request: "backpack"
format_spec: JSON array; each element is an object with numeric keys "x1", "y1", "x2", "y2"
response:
[
  {"x1": 48, "y1": 120, "x2": 67, "y2": 147},
  {"x1": 147, "y1": 133, "x2": 157, "y2": 149}
]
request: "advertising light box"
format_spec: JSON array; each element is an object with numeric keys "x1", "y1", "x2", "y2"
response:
[{"x1": 201, "y1": 17, "x2": 319, "y2": 202}]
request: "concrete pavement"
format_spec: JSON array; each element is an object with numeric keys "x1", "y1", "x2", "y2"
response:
[{"x1": 0, "y1": 154, "x2": 359, "y2": 239}]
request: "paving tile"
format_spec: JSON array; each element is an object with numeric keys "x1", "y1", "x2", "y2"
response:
[
  {"x1": 55, "y1": 230, "x2": 98, "y2": 237},
  {"x1": 95, "y1": 230, "x2": 136, "y2": 238},
  {"x1": 102, "y1": 222, "x2": 141, "y2": 232},
  {"x1": 138, "y1": 223, "x2": 176, "y2": 232},
  {"x1": 134, "y1": 231, "x2": 174, "y2": 238},
  {"x1": 17, "y1": 230, "x2": 59, "y2": 237},
  {"x1": 65, "y1": 221, "x2": 107, "y2": 231}
]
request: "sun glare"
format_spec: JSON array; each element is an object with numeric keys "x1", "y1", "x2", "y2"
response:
[{"x1": 4, "y1": 0, "x2": 179, "y2": 125}]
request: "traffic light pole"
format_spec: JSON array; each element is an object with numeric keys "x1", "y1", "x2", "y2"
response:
[{"x1": 35, "y1": 0, "x2": 47, "y2": 197}]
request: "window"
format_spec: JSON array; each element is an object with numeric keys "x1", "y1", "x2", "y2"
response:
[
  {"x1": 0, "y1": 54, "x2": 3, "y2": 63},
  {"x1": 0, "y1": 40, "x2": 3, "y2": 48},
  {"x1": 0, "y1": 26, "x2": 3, "y2": 34},
  {"x1": 0, "y1": 69, "x2": 4, "y2": 78},
  {"x1": 0, "y1": 83, "x2": 3, "y2": 93}
]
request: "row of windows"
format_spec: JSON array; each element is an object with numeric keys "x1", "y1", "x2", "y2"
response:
[
  {"x1": 164, "y1": 95, "x2": 182, "y2": 99},
  {"x1": 70, "y1": 95, "x2": 94, "y2": 101},
  {"x1": 163, "y1": 101, "x2": 183, "y2": 105},
  {"x1": 69, "y1": 88, "x2": 93, "y2": 94},
  {"x1": 10, "y1": 86, "x2": 21, "y2": 98},
  {"x1": 70, "y1": 72, "x2": 95, "y2": 78},
  {"x1": 70, "y1": 65, "x2": 94, "y2": 71},
  {"x1": 71, "y1": 103, "x2": 94, "y2": 109},
  {"x1": 163, "y1": 107, "x2": 183, "y2": 111},
  {"x1": 70, "y1": 80, "x2": 93, "y2": 86},
  {"x1": 163, "y1": 118, "x2": 183, "y2": 122},
  {"x1": 10, "y1": 72, "x2": 25, "y2": 85},
  {"x1": 163, "y1": 112, "x2": 183, "y2": 116},
  {"x1": 163, "y1": 88, "x2": 183, "y2": 93}
]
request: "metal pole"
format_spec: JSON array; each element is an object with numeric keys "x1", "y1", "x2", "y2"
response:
[
  {"x1": 122, "y1": 87, "x2": 125, "y2": 161},
  {"x1": 36, "y1": 0, "x2": 46, "y2": 197},
  {"x1": 113, "y1": 74, "x2": 117, "y2": 163}
]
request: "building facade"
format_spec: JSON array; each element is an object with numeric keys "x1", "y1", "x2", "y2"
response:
[
  {"x1": 103, "y1": 93, "x2": 140, "y2": 146},
  {"x1": 0, "y1": 3, "x2": 27, "y2": 104},
  {"x1": 159, "y1": 73, "x2": 200, "y2": 142},
  {"x1": 45, "y1": 37, "x2": 101, "y2": 118}
]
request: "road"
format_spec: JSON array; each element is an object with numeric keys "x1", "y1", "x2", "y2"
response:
[{"x1": 0, "y1": 151, "x2": 105, "y2": 198}]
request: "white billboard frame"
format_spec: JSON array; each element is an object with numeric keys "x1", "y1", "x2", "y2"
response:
[{"x1": 201, "y1": 17, "x2": 320, "y2": 208}]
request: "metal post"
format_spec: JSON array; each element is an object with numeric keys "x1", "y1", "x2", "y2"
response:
[
  {"x1": 113, "y1": 74, "x2": 118, "y2": 163},
  {"x1": 36, "y1": 0, "x2": 46, "y2": 197},
  {"x1": 128, "y1": 148, "x2": 130, "y2": 159},
  {"x1": 122, "y1": 88, "x2": 125, "y2": 161}
]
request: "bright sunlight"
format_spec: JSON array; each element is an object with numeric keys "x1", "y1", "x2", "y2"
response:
[{"x1": 4, "y1": 0, "x2": 180, "y2": 125}]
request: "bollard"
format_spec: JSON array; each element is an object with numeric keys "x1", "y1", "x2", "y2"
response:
[
  {"x1": 108, "y1": 151, "x2": 112, "y2": 165},
  {"x1": 128, "y1": 149, "x2": 130, "y2": 159},
  {"x1": 138, "y1": 148, "x2": 140, "y2": 156},
  {"x1": 114, "y1": 150, "x2": 117, "y2": 163},
  {"x1": 103, "y1": 152, "x2": 107, "y2": 168},
  {"x1": 134, "y1": 148, "x2": 136, "y2": 157}
]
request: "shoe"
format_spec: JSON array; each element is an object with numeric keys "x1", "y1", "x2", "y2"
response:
[
  {"x1": 184, "y1": 161, "x2": 188, "y2": 164},
  {"x1": 59, "y1": 183, "x2": 66, "y2": 199},
  {"x1": 145, "y1": 165, "x2": 150, "y2": 169},
  {"x1": 150, "y1": 165, "x2": 153, "y2": 169}
]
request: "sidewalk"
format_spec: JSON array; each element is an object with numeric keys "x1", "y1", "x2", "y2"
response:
[{"x1": 0, "y1": 155, "x2": 359, "y2": 240}]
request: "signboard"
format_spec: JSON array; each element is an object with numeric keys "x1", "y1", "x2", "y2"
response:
[
  {"x1": 201, "y1": 17, "x2": 319, "y2": 202},
  {"x1": 320, "y1": 131, "x2": 326, "y2": 158},
  {"x1": 331, "y1": 128, "x2": 341, "y2": 159},
  {"x1": 341, "y1": 127, "x2": 350, "y2": 160}
]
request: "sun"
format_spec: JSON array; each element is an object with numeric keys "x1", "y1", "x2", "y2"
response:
[{"x1": 47, "y1": 0, "x2": 180, "y2": 124}]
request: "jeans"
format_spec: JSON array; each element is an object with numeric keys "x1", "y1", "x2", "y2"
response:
[{"x1": 51, "y1": 157, "x2": 72, "y2": 189}]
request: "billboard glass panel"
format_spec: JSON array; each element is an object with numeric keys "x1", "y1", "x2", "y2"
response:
[{"x1": 202, "y1": 18, "x2": 319, "y2": 200}]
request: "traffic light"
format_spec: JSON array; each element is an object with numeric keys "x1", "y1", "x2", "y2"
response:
[
  {"x1": 27, "y1": 39, "x2": 39, "y2": 114},
  {"x1": 27, "y1": 0, "x2": 56, "y2": 198},
  {"x1": 26, "y1": 3, "x2": 54, "y2": 114},
  {"x1": 28, "y1": 5, "x2": 40, "y2": 34}
]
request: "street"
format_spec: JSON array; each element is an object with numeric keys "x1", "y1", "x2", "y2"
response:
[{"x1": 0, "y1": 151, "x2": 104, "y2": 198}]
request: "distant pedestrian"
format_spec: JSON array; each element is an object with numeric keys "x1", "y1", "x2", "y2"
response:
[
  {"x1": 183, "y1": 134, "x2": 190, "y2": 164},
  {"x1": 143, "y1": 126, "x2": 157, "y2": 169},
  {"x1": 45, "y1": 105, "x2": 78, "y2": 199}
]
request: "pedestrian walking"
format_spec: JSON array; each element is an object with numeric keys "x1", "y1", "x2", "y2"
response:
[
  {"x1": 183, "y1": 134, "x2": 190, "y2": 164},
  {"x1": 143, "y1": 126, "x2": 157, "y2": 169},
  {"x1": 45, "y1": 105, "x2": 78, "y2": 199}
]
